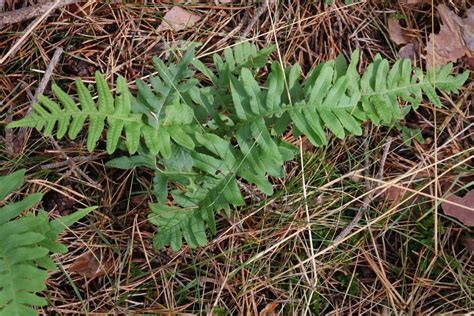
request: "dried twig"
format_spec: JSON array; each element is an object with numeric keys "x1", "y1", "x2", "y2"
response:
[
  {"x1": 0, "y1": 0, "x2": 79, "y2": 27},
  {"x1": 18, "y1": 47, "x2": 63, "y2": 146},
  {"x1": 48, "y1": 137, "x2": 102, "y2": 190},
  {"x1": 34, "y1": 47, "x2": 64, "y2": 103},
  {"x1": 211, "y1": 1, "x2": 271, "y2": 50},
  {"x1": 40, "y1": 156, "x2": 99, "y2": 170},
  {"x1": 0, "y1": 0, "x2": 63, "y2": 64},
  {"x1": 4, "y1": 110, "x2": 14, "y2": 157},
  {"x1": 240, "y1": 2, "x2": 268, "y2": 39}
]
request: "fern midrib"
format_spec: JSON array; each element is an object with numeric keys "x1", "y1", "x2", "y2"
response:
[
  {"x1": 24, "y1": 111, "x2": 141, "y2": 124},
  {"x1": 229, "y1": 78, "x2": 453, "y2": 129},
  {"x1": 27, "y1": 79, "x2": 451, "y2": 133},
  {"x1": 27, "y1": 111, "x2": 195, "y2": 128},
  {"x1": 361, "y1": 80, "x2": 446, "y2": 97}
]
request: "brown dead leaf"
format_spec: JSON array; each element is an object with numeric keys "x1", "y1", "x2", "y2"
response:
[
  {"x1": 441, "y1": 189, "x2": 474, "y2": 227},
  {"x1": 259, "y1": 302, "x2": 278, "y2": 316},
  {"x1": 377, "y1": 184, "x2": 412, "y2": 203},
  {"x1": 399, "y1": 43, "x2": 416, "y2": 61},
  {"x1": 462, "y1": 236, "x2": 474, "y2": 255},
  {"x1": 69, "y1": 251, "x2": 108, "y2": 279},
  {"x1": 463, "y1": 7, "x2": 474, "y2": 51},
  {"x1": 388, "y1": 18, "x2": 410, "y2": 45},
  {"x1": 462, "y1": 237, "x2": 474, "y2": 255},
  {"x1": 157, "y1": 6, "x2": 201, "y2": 32},
  {"x1": 426, "y1": 5, "x2": 474, "y2": 67},
  {"x1": 464, "y1": 56, "x2": 474, "y2": 70}
]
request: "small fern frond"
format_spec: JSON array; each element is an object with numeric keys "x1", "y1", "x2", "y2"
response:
[
  {"x1": 7, "y1": 73, "x2": 140, "y2": 154},
  {"x1": 0, "y1": 170, "x2": 95, "y2": 316}
]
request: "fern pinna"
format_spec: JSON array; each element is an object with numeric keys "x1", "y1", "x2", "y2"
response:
[
  {"x1": 0, "y1": 170, "x2": 95, "y2": 316},
  {"x1": 8, "y1": 43, "x2": 469, "y2": 251}
]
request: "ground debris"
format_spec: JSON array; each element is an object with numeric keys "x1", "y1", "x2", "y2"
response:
[
  {"x1": 441, "y1": 189, "x2": 474, "y2": 227},
  {"x1": 68, "y1": 250, "x2": 113, "y2": 280},
  {"x1": 388, "y1": 18, "x2": 410, "y2": 45},
  {"x1": 157, "y1": 6, "x2": 201, "y2": 32},
  {"x1": 425, "y1": 4, "x2": 474, "y2": 67}
]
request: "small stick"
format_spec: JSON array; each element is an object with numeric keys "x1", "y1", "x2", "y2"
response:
[
  {"x1": 18, "y1": 47, "x2": 63, "y2": 145},
  {"x1": 377, "y1": 136, "x2": 393, "y2": 181},
  {"x1": 33, "y1": 47, "x2": 64, "y2": 103},
  {"x1": 0, "y1": 0, "x2": 79, "y2": 27},
  {"x1": 4, "y1": 112, "x2": 14, "y2": 157},
  {"x1": 40, "y1": 156, "x2": 98, "y2": 170},
  {"x1": 332, "y1": 129, "x2": 393, "y2": 245},
  {"x1": 211, "y1": 1, "x2": 271, "y2": 50},
  {"x1": 212, "y1": 21, "x2": 244, "y2": 49},
  {"x1": 48, "y1": 137, "x2": 102, "y2": 190},
  {"x1": 240, "y1": 2, "x2": 268, "y2": 39},
  {"x1": 0, "y1": 0, "x2": 62, "y2": 64}
]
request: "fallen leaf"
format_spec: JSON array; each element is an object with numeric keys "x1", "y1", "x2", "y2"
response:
[
  {"x1": 376, "y1": 184, "x2": 412, "y2": 203},
  {"x1": 441, "y1": 189, "x2": 474, "y2": 226},
  {"x1": 463, "y1": 7, "x2": 474, "y2": 51},
  {"x1": 462, "y1": 236, "x2": 474, "y2": 255},
  {"x1": 464, "y1": 56, "x2": 474, "y2": 70},
  {"x1": 398, "y1": 43, "x2": 416, "y2": 61},
  {"x1": 425, "y1": 5, "x2": 474, "y2": 67},
  {"x1": 388, "y1": 18, "x2": 410, "y2": 45},
  {"x1": 259, "y1": 302, "x2": 278, "y2": 316},
  {"x1": 157, "y1": 6, "x2": 201, "y2": 32},
  {"x1": 69, "y1": 251, "x2": 108, "y2": 279}
]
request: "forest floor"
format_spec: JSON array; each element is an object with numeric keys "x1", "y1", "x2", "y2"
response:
[{"x1": 0, "y1": 0, "x2": 473, "y2": 315}]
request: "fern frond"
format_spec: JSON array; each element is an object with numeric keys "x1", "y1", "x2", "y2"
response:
[
  {"x1": 7, "y1": 73, "x2": 139, "y2": 154},
  {"x1": 8, "y1": 43, "x2": 469, "y2": 251},
  {"x1": 0, "y1": 170, "x2": 95, "y2": 316},
  {"x1": 148, "y1": 46, "x2": 468, "y2": 250}
]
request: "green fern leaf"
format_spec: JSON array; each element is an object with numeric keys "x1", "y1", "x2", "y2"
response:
[{"x1": 0, "y1": 170, "x2": 95, "y2": 316}]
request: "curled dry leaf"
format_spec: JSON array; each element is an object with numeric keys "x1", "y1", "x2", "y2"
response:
[
  {"x1": 441, "y1": 189, "x2": 474, "y2": 227},
  {"x1": 376, "y1": 183, "x2": 413, "y2": 204},
  {"x1": 157, "y1": 6, "x2": 201, "y2": 32},
  {"x1": 388, "y1": 18, "x2": 418, "y2": 62},
  {"x1": 464, "y1": 7, "x2": 474, "y2": 51},
  {"x1": 398, "y1": 43, "x2": 416, "y2": 61},
  {"x1": 259, "y1": 302, "x2": 278, "y2": 316},
  {"x1": 426, "y1": 5, "x2": 474, "y2": 67},
  {"x1": 68, "y1": 251, "x2": 110, "y2": 279},
  {"x1": 388, "y1": 18, "x2": 410, "y2": 45},
  {"x1": 462, "y1": 236, "x2": 474, "y2": 255},
  {"x1": 464, "y1": 56, "x2": 474, "y2": 70}
]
